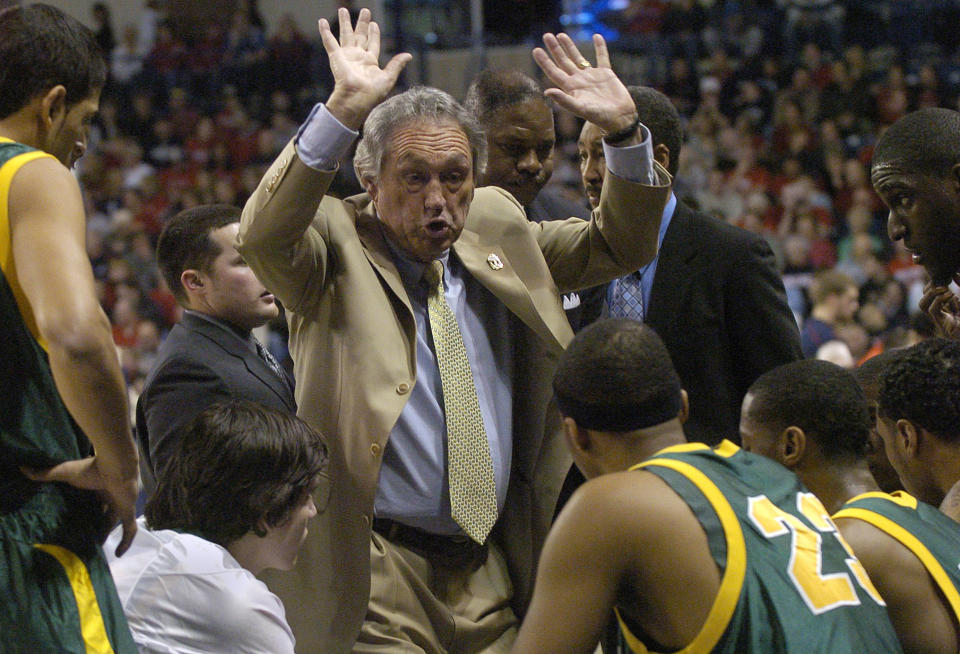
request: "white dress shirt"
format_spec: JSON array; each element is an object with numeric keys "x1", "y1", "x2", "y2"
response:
[{"x1": 105, "y1": 518, "x2": 295, "y2": 654}]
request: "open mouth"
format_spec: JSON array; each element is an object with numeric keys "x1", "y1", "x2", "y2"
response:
[{"x1": 425, "y1": 219, "x2": 451, "y2": 239}]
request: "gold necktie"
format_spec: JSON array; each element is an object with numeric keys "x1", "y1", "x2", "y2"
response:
[{"x1": 424, "y1": 260, "x2": 498, "y2": 543}]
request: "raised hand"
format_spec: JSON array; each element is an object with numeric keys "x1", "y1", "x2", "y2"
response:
[
  {"x1": 919, "y1": 279, "x2": 960, "y2": 340},
  {"x1": 532, "y1": 33, "x2": 636, "y2": 136},
  {"x1": 319, "y1": 7, "x2": 412, "y2": 130}
]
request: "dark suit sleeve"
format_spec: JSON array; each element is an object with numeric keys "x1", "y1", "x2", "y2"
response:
[
  {"x1": 138, "y1": 357, "x2": 233, "y2": 481},
  {"x1": 725, "y1": 236, "x2": 803, "y2": 397}
]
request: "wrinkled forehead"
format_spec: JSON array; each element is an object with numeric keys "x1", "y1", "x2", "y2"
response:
[
  {"x1": 384, "y1": 118, "x2": 473, "y2": 168},
  {"x1": 870, "y1": 160, "x2": 917, "y2": 188}
]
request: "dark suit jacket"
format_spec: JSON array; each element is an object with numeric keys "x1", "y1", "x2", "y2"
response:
[
  {"x1": 646, "y1": 201, "x2": 802, "y2": 445},
  {"x1": 135, "y1": 311, "x2": 297, "y2": 496}
]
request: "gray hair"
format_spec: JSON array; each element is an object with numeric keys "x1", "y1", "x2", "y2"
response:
[{"x1": 354, "y1": 86, "x2": 487, "y2": 184}]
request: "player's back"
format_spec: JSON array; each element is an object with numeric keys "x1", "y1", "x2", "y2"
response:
[
  {"x1": 835, "y1": 491, "x2": 960, "y2": 625},
  {"x1": 618, "y1": 440, "x2": 903, "y2": 654}
]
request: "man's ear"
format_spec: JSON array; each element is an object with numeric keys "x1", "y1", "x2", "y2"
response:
[
  {"x1": 38, "y1": 85, "x2": 68, "y2": 131},
  {"x1": 181, "y1": 269, "x2": 203, "y2": 294},
  {"x1": 897, "y1": 418, "x2": 921, "y2": 458},
  {"x1": 781, "y1": 426, "x2": 806, "y2": 467},
  {"x1": 677, "y1": 389, "x2": 689, "y2": 425},
  {"x1": 562, "y1": 416, "x2": 592, "y2": 456},
  {"x1": 950, "y1": 162, "x2": 960, "y2": 194},
  {"x1": 653, "y1": 143, "x2": 671, "y2": 174},
  {"x1": 362, "y1": 176, "x2": 378, "y2": 207}
]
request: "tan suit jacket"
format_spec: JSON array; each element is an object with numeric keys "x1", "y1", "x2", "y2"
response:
[{"x1": 237, "y1": 138, "x2": 670, "y2": 653}]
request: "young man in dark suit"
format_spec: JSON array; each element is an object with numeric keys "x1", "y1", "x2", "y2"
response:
[
  {"x1": 577, "y1": 86, "x2": 803, "y2": 446},
  {"x1": 136, "y1": 204, "x2": 296, "y2": 497}
]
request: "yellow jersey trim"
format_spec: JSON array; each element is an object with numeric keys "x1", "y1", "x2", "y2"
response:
[
  {"x1": 34, "y1": 544, "x2": 117, "y2": 654},
  {"x1": 618, "y1": 450, "x2": 747, "y2": 654},
  {"x1": 841, "y1": 490, "x2": 918, "y2": 510},
  {"x1": 0, "y1": 146, "x2": 57, "y2": 349},
  {"x1": 832, "y1": 505, "x2": 960, "y2": 623}
]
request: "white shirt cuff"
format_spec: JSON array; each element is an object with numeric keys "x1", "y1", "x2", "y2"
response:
[
  {"x1": 603, "y1": 124, "x2": 658, "y2": 186},
  {"x1": 295, "y1": 103, "x2": 359, "y2": 171}
]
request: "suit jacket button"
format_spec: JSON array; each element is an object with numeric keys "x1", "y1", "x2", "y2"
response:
[
  {"x1": 396, "y1": 383, "x2": 410, "y2": 394},
  {"x1": 370, "y1": 442, "x2": 382, "y2": 456}
]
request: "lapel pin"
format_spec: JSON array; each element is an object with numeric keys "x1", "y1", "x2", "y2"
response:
[{"x1": 487, "y1": 253, "x2": 503, "y2": 270}]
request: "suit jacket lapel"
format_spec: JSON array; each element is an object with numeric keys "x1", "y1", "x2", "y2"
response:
[
  {"x1": 180, "y1": 313, "x2": 296, "y2": 410},
  {"x1": 353, "y1": 199, "x2": 415, "y2": 322},
  {"x1": 454, "y1": 229, "x2": 567, "y2": 351},
  {"x1": 647, "y1": 202, "x2": 698, "y2": 337}
]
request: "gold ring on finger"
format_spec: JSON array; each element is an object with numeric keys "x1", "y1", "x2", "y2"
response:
[{"x1": 577, "y1": 59, "x2": 591, "y2": 69}]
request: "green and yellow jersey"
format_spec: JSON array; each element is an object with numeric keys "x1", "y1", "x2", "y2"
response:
[
  {"x1": 617, "y1": 440, "x2": 903, "y2": 654},
  {"x1": 0, "y1": 137, "x2": 136, "y2": 654},
  {"x1": 834, "y1": 490, "x2": 960, "y2": 624}
]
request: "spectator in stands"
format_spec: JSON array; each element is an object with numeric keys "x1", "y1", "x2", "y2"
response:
[
  {"x1": 106, "y1": 400, "x2": 327, "y2": 654},
  {"x1": 801, "y1": 269, "x2": 859, "y2": 356}
]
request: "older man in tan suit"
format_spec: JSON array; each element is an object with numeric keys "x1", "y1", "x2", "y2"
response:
[{"x1": 238, "y1": 8, "x2": 670, "y2": 654}]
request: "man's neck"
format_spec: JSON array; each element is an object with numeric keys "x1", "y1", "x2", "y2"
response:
[
  {"x1": 616, "y1": 421, "x2": 688, "y2": 471},
  {"x1": 800, "y1": 459, "x2": 879, "y2": 514},
  {"x1": 184, "y1": 309, "x2": 252, "y2": 338}
]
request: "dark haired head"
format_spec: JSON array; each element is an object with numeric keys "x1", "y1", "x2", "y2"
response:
[
  {"x1": 0, "y1": 4, "x2": 107, "y2": 120},
  {"x1": 463, "y1": 69, "x2": 543, "y2": 127},
  {"x1": 872, "y1": 108, "x2": 960, "y2": 178},
  {"x1": 157, "y1": 204, "x2": 240, "y2": 304},
  {"x1": 745, "y1": 359, "x2": 871, "y2": 461},
  {"x1": 854, "y1": 348, "x2": 909, "y2": 404},
  {"x1": 878, "y1": 338, "x2": 960, "y2": 442},
  {"x1": 554, "y1": 319, "x2": 682, "y2": 432},
  {"x1": 626, "y1": 86, "x2": 683, "y2": 177},
  {"x1": 145, "y1": 400, "x2": 328, "y2": 547}
]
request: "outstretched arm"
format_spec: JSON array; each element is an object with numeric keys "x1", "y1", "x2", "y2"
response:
[
  {"x1": 10, "y1": 158, "x2": 138, "y2": 556},
  {"x1": 321, "y1": 7, "x2": 412, "y2": 130},
  {"x1": 532, "y1": 33, "x2": 640, "y2": 146},
  {"x1": 237, "y1": 8, "x2": 412, "y2": 313}
]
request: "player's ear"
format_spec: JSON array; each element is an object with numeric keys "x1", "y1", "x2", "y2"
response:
[
  {"x1": 653, "y1": 143, "x2": 671, "y2": 175},
  {"x1": 677, "y1": 390, "x2": 689, "y2": 424},
  {"x1": 896, "y1": 418, "x2": 918, "y2": 457},
  {"x1": 562, "y1": 416, "x2": 591, "y2": 455},
  {"x1": 950, "y1": 162, "x2": 960, "y2": 194},
  {"x1": 39, "y1": 85, "x2": 67, "y2": 127},
  {"x1": 780, "y1": 426, "x2": 805, "y2": 467}
]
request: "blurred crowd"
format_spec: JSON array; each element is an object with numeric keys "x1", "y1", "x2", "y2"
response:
[{"x1": 79, "y1": 0, "x2": 960, "y2": 406}]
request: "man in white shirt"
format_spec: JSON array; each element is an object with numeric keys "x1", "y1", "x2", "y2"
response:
[{"x1": 106, "y1": 400, "x2": 328, "y2": 654}]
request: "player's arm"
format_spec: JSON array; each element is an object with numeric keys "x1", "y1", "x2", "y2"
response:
[
  {"x1": 836, "y1": 517, "x2": 959, "y2": 654},
  {"x1": 511, "y1": 475, "x2": 635, "y2": 654},
  {"x1": 10, "y1": 157, "x2": 138, "y2": 555}
]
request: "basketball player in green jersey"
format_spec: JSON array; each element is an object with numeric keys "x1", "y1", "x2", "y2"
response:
[
  {"x1": 0, "y1": 4, "x2": 138, "y2": 652},
  {"x1": 512, "y1": 319, "x2": 901, "y2": 654},
  {"x1": 740, "y1": 357, "x2": 960, "y2": 654}
]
